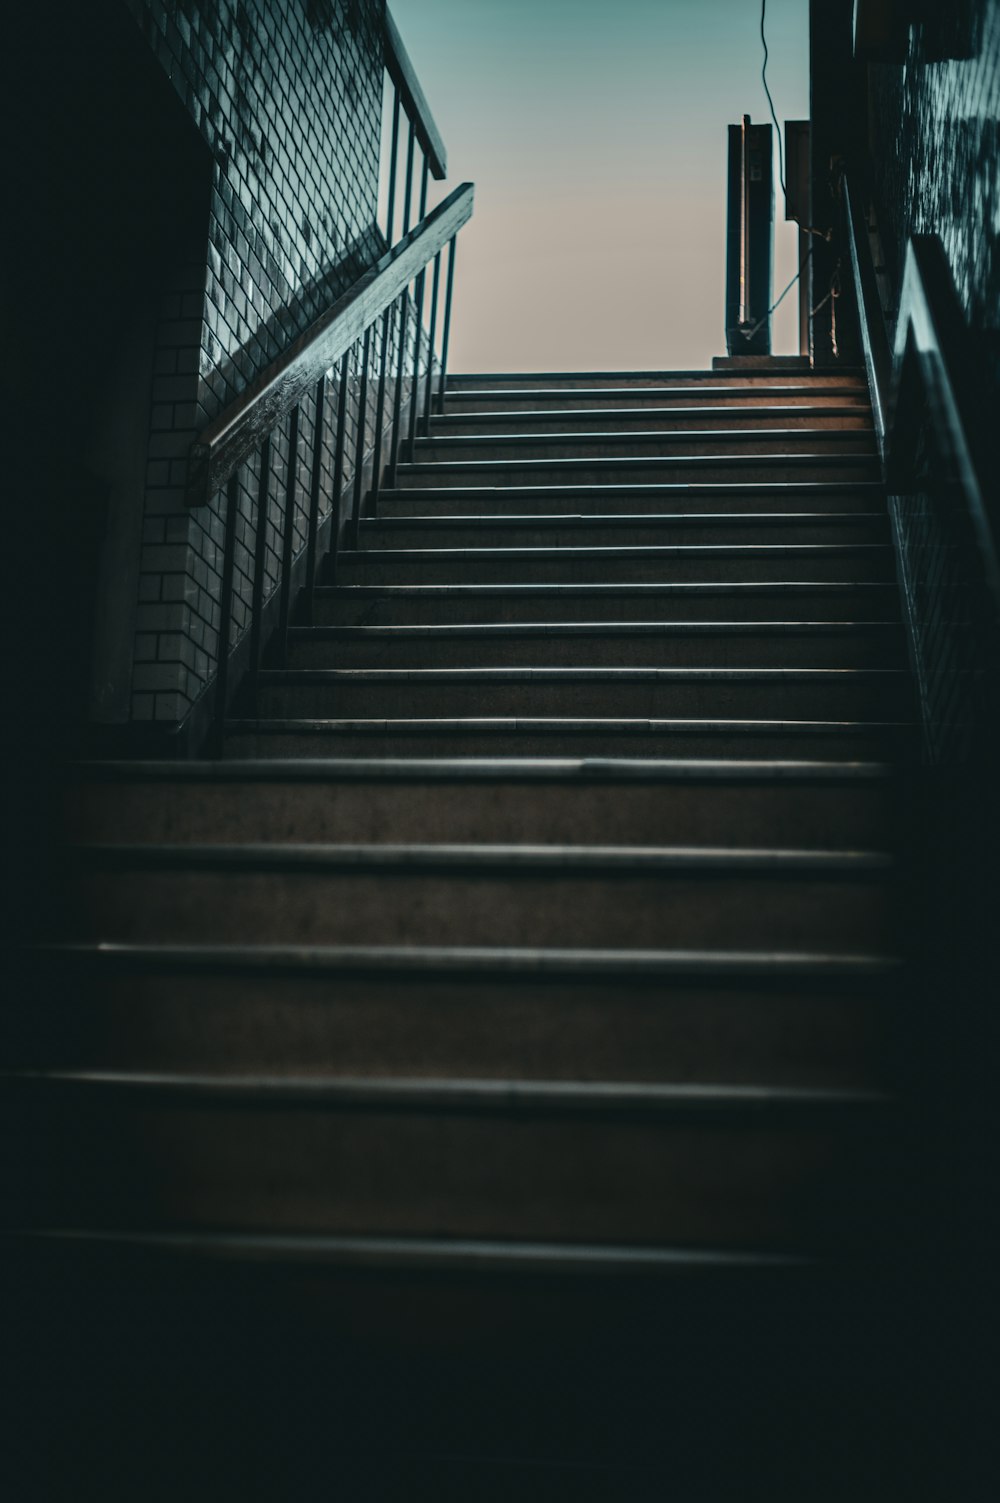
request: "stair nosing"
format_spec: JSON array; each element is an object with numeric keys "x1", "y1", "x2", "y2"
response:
[
  {"x1": 73, "y1": 841, "x2": 896, "y2": 875},
  {"x1": 6, "y1": 1067, "x2": 893, "y2": 1116},
  {"x1": 7, "y1": 1227, "x2": 818, "y2": 1273},
  {"x1": 32, "y1": 940, "x2": 904, "y2": 978},
  {"x1": 65, "y1": 757, "x2": 897, "y2": 784}
]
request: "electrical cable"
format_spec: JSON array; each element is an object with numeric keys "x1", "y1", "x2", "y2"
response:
[{"x1": 760, "y1": 0, "x2": 786, "y2": 197}]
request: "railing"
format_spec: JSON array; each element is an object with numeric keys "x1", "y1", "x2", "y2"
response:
[
  {"x1": 845, "y1": 174, "x2": 1000, "y2": 763},
  {"x1": 185, "y1": 11, "x2": 473, "y2": 755}
]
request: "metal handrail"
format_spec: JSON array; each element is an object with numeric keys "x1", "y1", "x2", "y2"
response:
[
  {"x1": 845, "y1": 172, "x2": 999, "y2": 762},
  {"x1": 385, "y1": 6, "x2": 447, "y2": 181},
  {"x1": 187, "y1": 183, "x2": 473, "y2": 510}
]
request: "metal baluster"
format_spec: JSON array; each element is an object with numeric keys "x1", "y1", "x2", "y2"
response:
[
  {"x1": 370, "y1": 302, "x2": 394, "y2": 513},
  {"x1": 248, "y1": 436, "x2": 272, "y2": 697},
  {"x1": 387, "y1": 289, "x2": 410, "y2": 490},
  {"x1": 330, "y1": 349, "x2": 351, "y2": 582},
  {"x1": 276, "y1": 405, "x2": 300, "y2": 667},
  {"x1": 406, "y1": 156, "x2": 431, "y2": 458},
  {"x1": 402, "y1": 117, "x2": 416, "y2": 238},
  {"x1": 422, "y1": 252, "x2": 442, "y2": 437},
  {"x1": 303, "y1": 373, "x2": 326, "y2": 625},
  {"x1": 385, "y1": 86, "x2": 401, "y2": 245},
  {"x1": 350, "y1": 325, "x2": 372, "y2": 547},
  {"x1": 437, "y1": 235, "x2": 457, "y2": 413},
  {"x1": 211, "y1": 470, "x2": 240, "y2": 756}
]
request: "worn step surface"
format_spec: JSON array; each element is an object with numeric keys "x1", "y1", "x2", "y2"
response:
[
  {"x1": 286, "y1": 622, "x2": 904, "y2": 670},
  {"x1": 335, "y1": 543, "x2": 896, "y2": 586},
  {"x1": 431, "y1": 405, "x2": 874, "y2": 433},
  {"x1": 411, "y1": 431, "x2": 877, "y2": 463},
  {"x1": 314, "y1": 582, "x2": 903, "y2": 626},
  {"x1": 8, "y1": 1070, "x2": 896, "y2": 1251},
  {"x1": 255, "y1": 666, "x2": 911, "y2": 720},
  {"x1": 14, "y1": 945, "x2": 900, "y2": 1088},
  {"x1": 224, "y1": 717, "x2": 912, "y2": 761},
  {"x1": 60, "y1": 759, "x2": 899, "y2": 848},
  {"x1": 395, "y1": 454, "x2": 881, "y2": 488},
  {"x1": 359, "y1": 513, "x2": 887, "y2": 550},
  {"x1": 375, "y1": 481, "x2": 887, "y2": 517},
  {"x1": 58, "y1": 843, "x2": 896, "y2": 952}
]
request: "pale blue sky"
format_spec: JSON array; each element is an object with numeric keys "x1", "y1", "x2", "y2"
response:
[{"x1": 386, "y1": 0, "x2": 810, "y2": 371}]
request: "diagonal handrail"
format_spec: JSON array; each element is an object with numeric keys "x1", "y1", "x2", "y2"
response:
[
  {"x1": 186, "y1": 182, "x2": 474, "y2": 509},
  {"x1": 845, "y1": 174, "x2": 998, "y2": 608}
]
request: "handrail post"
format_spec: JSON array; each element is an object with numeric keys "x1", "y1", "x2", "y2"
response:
[
  {"x1": 387, "y1": 287, "x2": 410, "y2": 489},
  {"x1": 422, "y1": 251, "x2": 442, "y2": 436},
  {"x1": 303, "y1": 373, "x2": 327, "y2": 625},
  {"x1": 350, "y1": 325, "x2": 373, "y2": 547},
  {"x1": 248, "y1": 436, "x2": 272, "y2": 697},
  {"x1": 437, "y1": 235, "x2": 457, "y2": 413},
  {"x1": 330, "y1": 350, "x2": 350, "y2": 576},
  {"x1": 370, "y1": 302, "x2": 394, "y2": 512},
  {"x1": 210, "y1": 471, "x2": 240, "y2": 756},
  {"x1": 385, "y1": 86, "x2": 401, "y2": 245},
  {"x1": 402, "y1": 118, "x2": 416, "y2": 237},
  {"x1": 406, "y1": 157, "x2": 431, "y2": 458},
  {"x1": 276, "y1": 404, "x2": 300, "y2": 666}
]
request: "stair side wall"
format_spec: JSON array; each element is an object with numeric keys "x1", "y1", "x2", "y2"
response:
[{"x1": 120, "y1": 0, "x2": 388, "y2": 727}]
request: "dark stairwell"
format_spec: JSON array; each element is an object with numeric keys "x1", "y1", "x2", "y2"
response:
[{"x1": 4, "y1": 3, "x2": 999, "y2": 1498}]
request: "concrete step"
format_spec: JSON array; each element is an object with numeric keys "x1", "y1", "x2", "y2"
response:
[
  {"x1": 358, "y1": 513, "x2": 888, "y2": 551},
  {"x1": 395, "y1": 455, "x2": 881, "y2": 488},
  {"x1": 16, "y1": 945, "x2": 899, "y2": 1088},
  {"x1": 57, "y1": 843, "x2": 895, "y2": 952},
  {"x1": 59, "y1": 760, "x2": 899, "y2": 849},
  {"x1": 446, "y1": 370, "x2": 868, "y2": 391},
  {"x1": 374, "y1": 482, "x2": 887, "y2": 517},
  {"x1": 254, "y1": 666, "x2": 912, "y2": 721},
  {"x1": 446, "y1": 387, "x2": 872, "y2": 413},
  {"x1": 224, "y1": 718, "x2": 913, "y2": 761},
  {"x1": 313, "y1": 582, "x2": 903, "y2": 626},
  {"x1": 286, "y1": 622, "x2": 905, "y2": 671},
  {"x1": 411, "y1": 432, "x2": 877, "y2": 463},
  {"x1": 334, "y1": 543, "x2": 896, "y2": 586},
  {"x1": 7, "y1": 1069, "x2": 895, "y2": 1250},
  {"x1": 431, "y1": 406, "x2": 874, "y2": 434}
]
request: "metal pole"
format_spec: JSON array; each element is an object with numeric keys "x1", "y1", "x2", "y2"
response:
[
  {"x1": 330, "y1": 349, "x2": 350, "y2": 579},
  {"x1": 276, "y1": 404, "x2": 300, "y2": 667},
  {"x1": 388, "y1": 289, "x2": 410, "y2": 489},
  {"x1": 248, "y1": 435, "x2": 272, "y2": 695},
  {"x1": 422, "y1": 252, "x2": 442, "y2": 437},
  {"x1": 211, "y1": 471, "x2": 240, "y2": 756},
  {"x1": 437, "y1": 235, "x2": 457, "y2": 414},
  {"x1": 370, "y1": 303, "x2": 394, "y2": 512},
  {"x1": 351, "y1": 324, "x2": 372, "y2": 547},
  {"x1": 402, "y1": 117, "x2": 416, "y2": 236},
  {"x1": 385, "y1": 86, "x2": 401, "y2": 245},
  {"x1": 407, "y1": 156, "x2": 431, "y2": 457},
  {"x1": 303, "y1": 373, "x2": 326, "y2": 624}
]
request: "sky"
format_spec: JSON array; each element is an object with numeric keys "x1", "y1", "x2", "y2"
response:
[{"x1": 385, "y1": 0, "x2": 810, "y2": 372}]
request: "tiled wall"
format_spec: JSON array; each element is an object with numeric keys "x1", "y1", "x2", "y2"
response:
[
  {"x1": 866, "y1": 1, "x2": 999, "y2": 762},
  {"x1": 868, "y1": 1, "x2": 999, "y2": 355},
  {"x1": 123, "y1": 0, "x2": 388, "y2": 724}
]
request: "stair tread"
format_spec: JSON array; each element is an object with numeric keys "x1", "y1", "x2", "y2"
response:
[
  {"x1": 415, "y1": 429, "x2": 875, "y2": 445},
  {"x1": 75, "y1": 842, "x2": 894, "y2": 873},
  {"x1": 260, "y1": 666, "x2": 908, "y2": 682},
  {"x1": 291, "y1": 622, "x2": 900, "y2": 639},
  {"x1": 66, "y1": 757, "x2": 897, "y2": 783},
  {"x1": 436, "y1": 405, "x2": 871, "y2": 422},
  {"x1": 34, "y1": 940, "x2": 902, "y2": 976},
  {"x1": 9, "y1": 1067, "x2": 891, "y2": 1114},
  {"x1": 377, "y1": 482, "x2": 886, "y2": 499},
  {"x1": 9, "y1": 1226, "x2": 818, "y2": 1271},
  {"x1": 362, "y1": 512, "x2": 886, "y2": 527},
  {"x1": 339, "y1": 543, "x2": 892, "y2": 559}
]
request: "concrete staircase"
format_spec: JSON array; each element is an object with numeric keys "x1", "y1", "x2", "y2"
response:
[{"x1": 11, "y1": 365, "x2": 923, "y2": 1497}]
